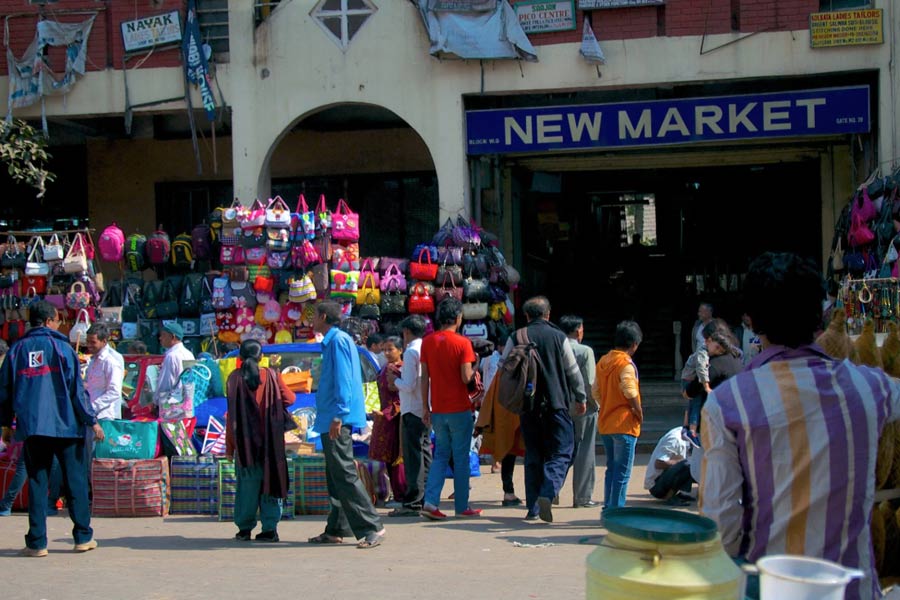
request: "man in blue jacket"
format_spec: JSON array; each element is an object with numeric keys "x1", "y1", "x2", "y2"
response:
[
  {"x1": 307, "y1": 300, "x2": 385, "y2": 549},
  {"x1": 0, "y1": 301, "x2": 105, "y2": 557}
]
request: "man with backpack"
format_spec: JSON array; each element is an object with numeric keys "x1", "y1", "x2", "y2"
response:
[{"x1": 501, "y1": 296, "x2": 586, "y2": 523}]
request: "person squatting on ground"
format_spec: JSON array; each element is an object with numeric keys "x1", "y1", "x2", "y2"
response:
[
  {"x1": 644, "y1": 426, "x2": 694, "y2": 507},
  {"x1": 419, "y1": 298, "x2": 482, "y2": 520},
  {"x1": 387, "y1": 315, "x2": 431, "y2": 517},
  {"x1": 700, "y1": 252, "x2": 900, "y2": 600},
  {"x1": 502, "y1": 296, "x2": 586, "y2": 523},
  {"x1": 308, "y1": 301, "x2": 386, "y2": 549},
  {"x1": 596, "y1": 320, "x2": 643, "y2": 512},
  {"x1": 0, "y1": 300, "x2": 104, "y2": 557},
  {"x1": 225, "y1": 339, "x2": 295, "y2": 543}
]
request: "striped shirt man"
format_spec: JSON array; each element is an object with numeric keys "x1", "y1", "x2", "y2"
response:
[{"x1": 700, "y1": 344, "x2": 900, "y2": 600}]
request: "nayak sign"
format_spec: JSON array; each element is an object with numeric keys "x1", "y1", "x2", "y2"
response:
[
  {"x1": 121, "y1": 11, "x2": 182, "y2": 53},
  {"x1": 465, "y1": 86, "x2": 870, "y2": 155},
  {"x1": 515, "y1": 1, "x2": 576, "y2": 34}
]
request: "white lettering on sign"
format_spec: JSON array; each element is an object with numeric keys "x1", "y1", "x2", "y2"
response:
[
  {"x1": 695, "y1": 105, "x2": 724, "y2": 134},
  {"x1": 763, "y1": 100, "x2": 792, "y2": 131},
  {"x1": 658, "y1": 107, "x2": 690, "y2": 137},
  {"x1": 619, "y1": 110, "x2": 653, "y2": 139},
  {"x1": 537, "y1": 114, "x2": 564, "y2": 143},
  {"x1": 567, "y1": 112, "x2": 603, "y2": 141},
  {"x1": 121, "y1": 10, "x2": 182, "y2": 53},
  {"x1": 728, "y1": 103, "x2": 757, "y2": 133},
  {"x1": 796, "y1": 98, "x2": 826, "y2": 127},
  {"x1": 506, "y1": 116, "x2": 533, "y2": 145}
]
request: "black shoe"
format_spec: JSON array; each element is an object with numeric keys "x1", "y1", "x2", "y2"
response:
[
  {"x1": 551, "y1": 496, "x2": 560, "y2": 506},
  {"x1": 235, "y1": 529, "x2": 252, "y2": 541},
  {"x1": 537, "y1": 496, "x2": 554, "y2": 523},
  {"x1": 675, "y1": 492, "x2": 696, "y2": 503},
  {"x1": 502, "y1": 496, "x2": 523, "y2": 507},
  {"x1": 573, "y1": 500, "x2": 601, "y2": 508},
  {"x1": 254, "y1": 530, "x2": 280, "y2": 542},
  {"x1": 664, "y1": 496, "x2": 690, "y2": 507},
  {"x1": 524, "y1": 513, "x2": 539, "y2": 521}
]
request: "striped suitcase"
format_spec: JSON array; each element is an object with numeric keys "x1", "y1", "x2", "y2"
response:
[
  {"x1": 91, "y1": 457, "x2": 169, "y2": 517},
  {"x1": 170, "y1": 455, "x2": 218, "y2": 515},
  {"x1": 217, "y1": 457, "x2": 295, "y2": 521},
  {"x1": 294, "y1": 454, "x2": 330, "y2": 515}
]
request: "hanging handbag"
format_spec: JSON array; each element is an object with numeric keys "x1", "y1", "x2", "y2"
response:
[
  {"x1": 66, "y1": 281, "x2": 92, "y2": 310},
  {"x1": 311, "y1": 263, "x2": 330, "y2": 297},
  {"x1": 437, "y1": 245, "x2": 463, "y2": 265},
  {"x1": 293, "y1": 239, "x2": 321, "y2": 269},
  {"x1": 244, "y1": 246, "x2": 267, "y2": 266},
  {"x1": 240, "y1": 227, "x2": 267, "y2": 249},
  {"x1": 1, "y1": 235, "x2": 25, "y2": 269},
  {"x1": 432, "y1": 218, "x2": 455, "y2": 247},
  {"x1": 359, "y1": 258, "x2": 380, "y2": 288},
  {"x1": 63, "y1": 233, "x2": 90, "y2": 274},
  {"x1": 315, "y1": 194, "x2": 332, "y2": 234},
  {"x1": 380, "y1": 283, "x2": 407, "y2": 315},
  {"x1": 412, "y1": 244, "x2": 439, "y2": 262},
  {"x1": 22, "y1": 274, "x2": 46, "y2": 294},
  {"x1": 410, "y1": 247, "x2": 438, "y2": 281},
  {"x1": 357, "y1": 298, "x2": 381, "y2": 320},
  {"x1": 156, "y1": 281, "x2": 180, "y2": 319},
  {"x1": 435, "y1": 275, "x2": 463, "y2": 304},
  {"x1": 69, "y1": 308, "x2": 91, "y2": 346},
  {"x1": 288, "y1": 275, "x2": 317, "y2": 303},
  {"x1": 461, "y1": 321, "x2": 488, "y2": 341},
  {"x1": 408, "y1": 283, "x2": 435, "y2": 314},
  {"x1": 379, "y1": 257, "x2": 409, "y2": 274},
  {"x1": 331, "y1": 198, "x2": 360, "y2": 242},
  {"x1": 25, "y1": 237, "x2": 49, "y2": 275},
  {"x1": 436, "y1": 265, "x2": 463, "y2": 286},
  {"x1": 240, "y1": 199, "x2": 267, "y2": 229},
  {"x1": 453, "y1": 215, "x2": 481, "y2": 248},
  {"x1": 848, "y1": 212, "x2": 875, "y2": 247},
  {"x1": 463, "y1": 278, "x2": 491, "y2": 303},
  {"x1": 254, "y1": 274, "x2": 275, "y2": 293},
  {"x1": 462, "y1": 302, "x2": 489, "y2": 320},
  {"x1": 356, "y1": 273, "x2": 381, "y2": 305},
  {"x1": 380, "y1": 263, "x2": 407, "y2": 292},
  {"x1": 265, "y1": 196, "x2": 292, "y2": 228},
  {"x1": 44, "y1": 234, "x2": 65, "y2": 262},
  {"x1": 292, "y1": 194, "x2": 316, "y2": 241},
  {"x1": 832, "y1": 237, "x2": 845, "y2": 271},
  {"x1": 333, "y1": 242, "x2": 361, "y2": 271},
  {"x1": 330, "y1": 270, "x2": 360, "y2": 301}
]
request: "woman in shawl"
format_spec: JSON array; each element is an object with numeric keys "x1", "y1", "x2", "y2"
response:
[
  {"x1": 368, "y1": 336, "x2": 407, "y2": 503},
  {"x1": 225, "y1": 339, "x2": 295, "y2": 542}
]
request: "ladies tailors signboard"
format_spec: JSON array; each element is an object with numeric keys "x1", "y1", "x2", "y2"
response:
[
  {"x1": 121, "y1": 11, "x2": 183, "y2": 53},
  {"x1": 577, "y1": 0, "x2": 663, "y2": 9},
  {"x1": 515, "y1": 1, "x2": 576, "y2": 34},
  {"x1": 465, "y1": 86, "x2": 870, "y2": 155}
]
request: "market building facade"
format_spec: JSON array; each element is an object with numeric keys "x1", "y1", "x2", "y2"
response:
[{"x1": 0, "y1": 0, "x2": 894, "y2": 376}]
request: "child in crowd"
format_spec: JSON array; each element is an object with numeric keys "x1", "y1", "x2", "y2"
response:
[
  {"x1": 680, "y1": 343, "x2": 711, "y2": 448},
  {"x1": 369, "y1": 336, "x2": 406, "y2": 504},
  {"x1": 366, "y1": 333, "x2": 386, "y2": 369}
]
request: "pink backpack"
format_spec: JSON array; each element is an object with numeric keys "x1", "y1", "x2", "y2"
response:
[{"x1": 98, "y1": 222, "x2": 125, "y2": 262}]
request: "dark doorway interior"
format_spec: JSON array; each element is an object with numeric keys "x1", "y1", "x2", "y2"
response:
[{"x1": 516, "y1": 160, "x2": 822, "y2": 378}]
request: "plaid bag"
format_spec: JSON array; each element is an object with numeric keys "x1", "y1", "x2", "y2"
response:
[
  {"x1": 294, "y1": 454, "x2": 330, "y2": 515},
  {"x1": 218, "y1": 457, "x2": 295, "y2": 521},
  {"x1": 170, "y1": 455, "x2": 218, "y2": 515},
  {"x1": 91, "y1": 457, "x2": 170, "y2": 517}
]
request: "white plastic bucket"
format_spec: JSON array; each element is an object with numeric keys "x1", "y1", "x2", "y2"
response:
[{"x1": 756, "y1": 555, "x2": 864, "y2": 600}]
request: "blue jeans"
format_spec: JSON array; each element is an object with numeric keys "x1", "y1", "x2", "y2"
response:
[
  {"x1": 0, "y1": 456, "x2": 63, "y2": 512},
  {"x1": 424, "y1": 411, "x2": 473, "y2": 514},
  {"x1": 600, "y1": 433, "x2": 637, "y2": 509},
  {"x1": 687, "y1": 397, "x2": 703, "y2": 428},
  {"x1": 23, "y1": 436, "x2": 93, "y2": 550}
]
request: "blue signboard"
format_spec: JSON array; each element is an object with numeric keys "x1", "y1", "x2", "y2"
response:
[{"x1": 465, "y1": 85, "x2": 870, "y2": 155}]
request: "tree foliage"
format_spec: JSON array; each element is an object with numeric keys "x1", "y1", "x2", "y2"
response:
[{"x1": 0, "y1": 119, "x2": 55, "y2": 198}]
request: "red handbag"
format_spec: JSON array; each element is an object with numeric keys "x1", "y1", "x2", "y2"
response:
[
  {"x1": 408, "y1": 282, "x2": 435, "y2": 314},
  {"x1": 410, "y1": 247, "x2": 438, "y2": 281},
  {"x1": 23, "y1": 275, "x2": 46, "y2": 294}
]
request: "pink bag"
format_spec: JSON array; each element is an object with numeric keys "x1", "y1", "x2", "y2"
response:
[
  {"x1": 240, "y1": 199, "x2": 267, "y2": 229},
  {"x1": 380, "y1": 263, "x2": 407, "y2": 292},
  {"x1": 848, "y1": 212, "x2": 875, "y2": 247},
  {"x1": 853, "y1": 188, "x2": 877, "y2": 223},
  {"x1": 360, "y1": 258, "x2": 380, "y2": 288},
  {"x1": 331, "y1": 199, "x2": 360, "y2": 241},
  {"x1": 292, "y1": 239, "x2": 321, "y2": 269}
]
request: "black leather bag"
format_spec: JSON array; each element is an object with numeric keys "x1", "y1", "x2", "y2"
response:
[{"x1": 463, "y1": 278, "x2": 491, "y2": 303}]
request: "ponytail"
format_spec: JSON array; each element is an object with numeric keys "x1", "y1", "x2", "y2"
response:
[{"x1": 238, "y1": 339, "x2": 263, "y2": 390}]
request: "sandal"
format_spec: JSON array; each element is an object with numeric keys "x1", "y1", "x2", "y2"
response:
[
  {"x1": 357, "y1": 529, "x2": 385, "y2": 549},
  {"x1": 308, "y1": 532, "x2": 343, "y2": 544}
]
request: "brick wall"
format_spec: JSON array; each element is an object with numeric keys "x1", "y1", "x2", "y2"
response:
[
  {"x1": 0, "y1": 0, "x2": 184, "y2": 75},
  {"x1": 508, "y1": 0, "x2": 818, "y2": 46}
]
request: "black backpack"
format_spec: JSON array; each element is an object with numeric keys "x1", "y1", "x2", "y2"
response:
[
  {"x1": 142, "y1": 280, "x2": 163, "y2": 319},
  {"x1": 171, "y1": 233, "x2": 194, "y2": 268},
  {"x1": 180, "y1": 273, "x2": 203, "y2": 317},
  {"x1": 126, "y1": 233, "x2": 147, "y2": 272},
  {"x1": 496, "y1": 328, "x2": 542, "y2": 415}
]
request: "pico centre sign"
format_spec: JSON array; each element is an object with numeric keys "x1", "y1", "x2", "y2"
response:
[
  {"x1": 121, "y1": 11, "x2": 182, "y2": 53},
  {"x1": 514, "y1": 1, "x2": 576, "y2": 34},
  {"x1": 465, "y1": 86, "x2": 870, "y2": 155}
]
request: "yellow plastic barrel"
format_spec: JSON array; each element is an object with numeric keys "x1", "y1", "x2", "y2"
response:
[{"x1": 586, "y1": 507, "x2": 743, "y2": 599}]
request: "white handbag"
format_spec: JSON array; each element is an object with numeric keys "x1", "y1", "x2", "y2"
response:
[
  {"x1": 44, "y1": 234, "x2": 65, "y2": 262},
  {"x1": 63, "y1": 233, "x2": 89, "y2": 274},
  {"x1": 265, "y1": 196, "x2": 291, "y2": 227},
  {"x1": 69, "y1": 308, "x2": 91, "y2": 346},
  {"x1": 25, "y1": 237, "x2": 50, "y2": 276},
  {"x1": 462, "y1": 302, "x2": 488, "y2": 321}
]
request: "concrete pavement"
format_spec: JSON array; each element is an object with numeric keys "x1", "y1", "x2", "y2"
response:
[{"x1": 0, "y1": 454, "x2": 698, "y2": 600}]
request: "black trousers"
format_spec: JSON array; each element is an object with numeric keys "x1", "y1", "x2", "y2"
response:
[
  {"x1": 321, "y1": 426, "x2": 383, "y2": 539},
  {"x1": 400, "y1": 413, "x2": 432, "y2": 509},
  {"x1": 649, "y1": 460, "x2": 694, "y2": 500}
]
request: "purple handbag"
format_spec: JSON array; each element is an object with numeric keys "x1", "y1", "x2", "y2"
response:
[
  {"x1": 380, "y1": 264, "x2": 407, "y2": 293},
  {"x1": 379, "y1": 257, "x2": 409, "y2": 274}
]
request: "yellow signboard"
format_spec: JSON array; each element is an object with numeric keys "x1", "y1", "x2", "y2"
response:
[{"x1": 810, "y1": 9, "x2": 883, "y2": 48}]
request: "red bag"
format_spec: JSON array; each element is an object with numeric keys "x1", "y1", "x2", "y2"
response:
[
  {"x1": 848, "y1": 212, "x2": 875, "y2": 247},
  {"x1": 410, "y1": 247, "x2": 438, "y2": 281},
  {"x1": 408, "y1": 282, "x2": 435, "y2": 314},
  {"x1": 23, "y1": 275, "x2": 46, "y2": 294},
  {"x1": 91, "y1": 457, "x2": 170, "y2": 517},
  {"x1": 0, "y1": 444, "x2": 28, "y2": 511}
]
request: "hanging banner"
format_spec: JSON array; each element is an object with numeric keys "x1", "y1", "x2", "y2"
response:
[
  {"x1": 428, "y1": 0, "x2": 497, "y2": 10},
  {"x1": 577, "y1": 0, "x2": 663, "y2": 8},
  {"x1": 809, "y1": 9, "x2": 883, "y2": 49},
  {"x1": 465, "y1": 85, "x2": 870, "y2": 155},
  {"x1": 182, "y1": 0, "x2": 216, "y2": 122},
  {"x1": 514, "y1": 1, "x2": 576, "y2": 34},
  {"x1": 121, "y1": 11, "x2": 182, "y2": 53}
]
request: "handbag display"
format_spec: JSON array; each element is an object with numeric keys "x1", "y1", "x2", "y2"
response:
[
  {"x1": 311, "y1": 263, "x2": 331, "y2": 297},
  {"x1": 22, "y1": 274, "x2": 46, "y2": 294},
  {"x1": 63, "y1": 233, "x2": 90, "y2": 274},
  {"x1": 240, "y1": 199, "x2": 267, "y2": 229},
  {"x1": 379, "y1": 257, "x2": 409, "y2": 274},
  {"x1": 330, "y1": 270, "x2": 360, "y2": 300},
  {"x1": 410, "y1": 247, "x2": 438, "y2": 281},
  {"x1": 380, "y1": 288, "x2": 407, "y2": 315},
  {"x1": 437, "y1": 245, "x2": 463, "y2": 265},
  {"x1": 66, "y1": 281, "x2": 92, "y2": 310},
  {"x1": 292, "y1": 194, "x2": 316, "y2": 241},
  {"x1": 848, "y1": 211, "x2": 875, "y2": 247},
  {"x1": 281, "y1": 366, "x2": 313, "y2": 393},
  {"x1": 69, "y1": 308, "x2": 91, "y2": 346},
  {"x1": 333, "y1": 243, "x2": 361, "y2": 271},
  {"x1": 462, "y1": 302, "x2": 489, "y2": 320},
  {"x1": 1, "y1": 235, "x2": 26, "y2": 269},
  {"x1": 380, "y1": 264, "x2": 407, "y2": 292},
  {"x1": 331, "y1": 198, "x2": 359, "y2": 241},
  {"x1": 44, "y1": 234, "x2": 65, "y2": 262},
  {"x1": 293, "y1": 239, "x2": 321, "y2": 269},
  {"x1": 25, "y1": 237, "x2": 49, "y2": 275},
  {"x1": 288, "y1": 275, "x2": 317, "y2": 303},
  {"x1": 357, "y1": 295, "x2": 381, "y2": 320},
  {"x1": 435, "y1": 276, "x2": 463, "y2": 303},
  {"x1": 156, "y1": 281, "x2": 180, "y2": 319},
  {"x1": 436, "y1": 265, "x2": 462, "y2": 286},
  {"x1": 315, "y1": 194, "x2": 331, "y2": 234},
  {"x1": 463, "y1": 277, "x2": 492, "y2": 303},
  {"x1": 408, "y1": 282, "x2": 435, "y2": 314},
  {"x1": 265, "y1": 196, "x2": 292, "y2": 228}
]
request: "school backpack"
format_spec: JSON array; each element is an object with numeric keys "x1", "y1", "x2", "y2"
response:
[
  {"x1": 98, "y1": 222, "x2": 125, "y2": 262},
  {"x1": 180, "y1": 273, "x2": 203, "y2": 317},
  {"x1": 496, "y1": 328, "x2": 543, "y2": 415},
  {"x1": 191, "y1": 224, "x2": 211, "y2": 260},
  {"x1": 171, "y1": 233, "x2": 194, "y2": 268},
  {"x1": 146, "y1": 229, "x2": 171, "y2": 265},
  {"x1": 212, "y1": 275, "x2": 233, "y2": 309},
  {"x1": 125, "y1": 233, "x2": 147, "y2": 272},
  {"x1": 142, "y1": 280, "x2": 163, "y2": 319}
]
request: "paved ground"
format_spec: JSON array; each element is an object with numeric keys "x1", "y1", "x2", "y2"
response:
[{"x1": 0, "y1": 453, "x2": 698, "y2": 600}]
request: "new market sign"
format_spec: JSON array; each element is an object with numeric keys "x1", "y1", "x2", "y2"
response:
[
  {"x1": 809, "y1": 9, "x2": 883, "y2": 48},
  {"x1": 577, "y1": 0, "x2": 664, "y2": 9},
  {"x1": 121, "y1": 11, "x2": 183, "y2": 53},
  {"x1": 465, "y1": 86, "x2": 870, "y2": 155},
  {"x1": 515, "y1": 1, "x2": 576, "y2": 34}
]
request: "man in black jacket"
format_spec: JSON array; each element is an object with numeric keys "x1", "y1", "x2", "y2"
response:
[{"x1": 502, "y1": 296, "x2": 586, "y2": 523}]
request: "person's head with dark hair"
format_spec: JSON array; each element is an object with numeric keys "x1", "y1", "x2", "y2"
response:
[
  {"x1": 703, "y1": 318, "x2": 741, "y2": 358},
  {"x1": 29, "y1": 300, "x2": 58, "y2": 329},
  {"x1": 523, "y1": 296, "x2": 551, "y2": 322},
  {"x1": 744, "y1": 252, "x2": 824, "y2": 348},
  {"x1": 559, "y1": 314, "x2": 584, "y2": 339},
  {"x1": 314, "y1": 300, "x2": 343, "y2": 335},
  {"x1": 436, "y1": 297, "x2": 463, "y2": 329},
  {"x1": 698, "y1": 302, "x2": 714, "y2": 324},
  {"x1": 381, "y1": 335, "x2": 403, "y2": 364},
  {"x1": 85, "y1": 323, "x2": 111, "y2": 356},
  {"x1": 239, "y1": 339, "x2": 263, "y2": 390},
  {"x1": 614, "y1": 320, "x2": 642, "y2": 354},
  {"x1": 399, "y1": 314, "x2": 427, "y2": 339},
  {"x1": 366, "y1": 332, "x2": 384, "y2": 353},
  {"x1": 127, "y1": 340, "x2": 148, "y2": 355}
]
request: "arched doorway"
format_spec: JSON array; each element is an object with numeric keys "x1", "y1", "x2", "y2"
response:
[{"x1": 262, "y1": 103, "x2": 439, "y2": 259}]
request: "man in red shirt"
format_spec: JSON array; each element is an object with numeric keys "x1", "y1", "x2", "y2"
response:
[{"x1": 419, "y1": 298, "x2": 482, "y2": 520}]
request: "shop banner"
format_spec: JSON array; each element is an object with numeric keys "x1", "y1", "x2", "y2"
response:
[
  {"x1": 182, "y1": 0, "x2": 216, "y2": 122},
  {"x1": 465, "y1": 85, "x2": 870, "y2": 155},
  {"x1": 577, "y1": 0, "x2": 664, "y2": 9},
  {"x1": 121, "y1": 11, "x2": 182, "y2": 53},
  {"x1": 515, "y1": 1, "x2": 576, "y2": 34},
  {"x1": 809, "y1": 9, "x2": 883, "y2": 49}
]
